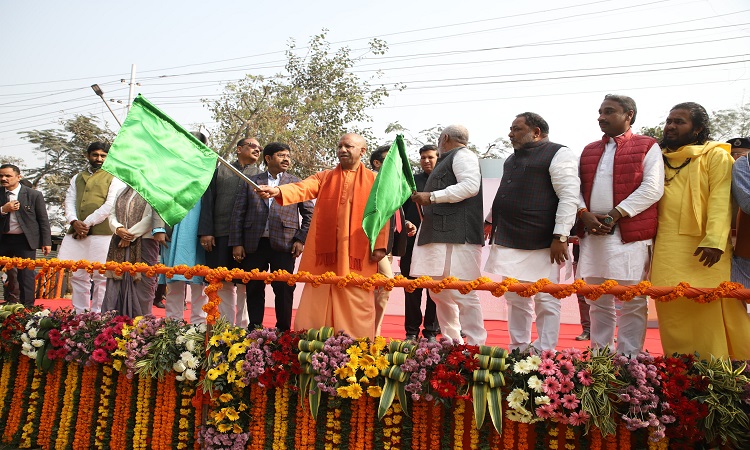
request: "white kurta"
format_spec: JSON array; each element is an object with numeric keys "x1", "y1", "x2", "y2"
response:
[
  {"x1": 484, "y1": 146, "x2": 580, "y2": 280},
  {"x1": 409, "y1": 147, "x2": 486, "y2": 345},
  {"x1": 577, "y1": 141, "x2": 663, "y2": 280}
]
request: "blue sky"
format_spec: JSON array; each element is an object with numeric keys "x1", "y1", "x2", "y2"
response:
[{"x1": 2, "y1": 0, "x2": 749, "y2": 167}]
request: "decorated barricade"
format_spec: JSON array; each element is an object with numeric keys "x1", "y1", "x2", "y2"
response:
[{"x1": 1, "y1": 257, "x2": 750, "y2": 449}]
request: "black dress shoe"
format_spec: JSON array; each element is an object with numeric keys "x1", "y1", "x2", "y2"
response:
[
  {"x1": 575, "y1": 331, "x2": 590, "y2": 341},
  {"x1": 405, "y1": 334, "x2": 418, "y2": 341},
  {"x1": 153, "y1": 300, "x2": 165, "y2": 309}
]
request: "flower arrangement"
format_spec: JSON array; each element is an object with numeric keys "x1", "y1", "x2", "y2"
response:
[
  {"x1": 3, "y1": 304, "x2": 750, "y2": 449},
  {"x1": 240, "y1": 327, "x2": 302, "y2": 388}
]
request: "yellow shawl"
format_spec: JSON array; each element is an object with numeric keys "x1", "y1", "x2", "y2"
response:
[{"x1": 662, "y1": 141, "x2": 731, "y2": 237}]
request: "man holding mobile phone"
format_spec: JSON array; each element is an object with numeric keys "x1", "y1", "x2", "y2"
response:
[{"x1": 576, "y1": 94, "x2": 664, "y2": 356}]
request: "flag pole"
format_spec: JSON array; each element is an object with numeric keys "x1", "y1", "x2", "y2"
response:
[{"x1": 216, "y1": 155, "x2": 261, "y2": 190}]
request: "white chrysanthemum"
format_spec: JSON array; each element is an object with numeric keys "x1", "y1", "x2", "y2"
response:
[
  {"x1": 535, "y1": 395, "x2": 551, "y2": 405},
  {"x1": 21, "y1": 342, "x2": 32, "y2": 352},
  {"x1": 197, "y1": 324, "x2": 207, "y2": 333},
  {"x1": 31, "y1": 339, "x2": 45, "y2": 348},
  {"x1": 27, "y1": 350, "x2": 38, "y2": 359},
  {"x1": 185, "y1": 357, "x2": 199, "y2": 369},
  {"x1": 175, "y1": 335, "x2": 186, "y2": 345},
  {"x1": 513, "y1": 360, "x2": 531, "y2": 374},
  {"x1": 39, "y1": 309, "x2": 50, "y2": 317},
  {"x1": 186, "y1": 340, "x2": 196, "y2": 352},
  {"x1": 21, "y1": 334, "x2": 30, "y2": 344},
  {"x1": 176, "y1": 374, "x2": 185, "y2": 382},
  {"x1": 180, "y1": 351, "x2": 193, "y2": 360},
  {"x1": 527, "y1": 375, "x2": 543, "y2": 393},
  {"x1": 184, "y1": 368, "x2": 197, "y2": 381},
  {"x1": 525, "y1": 354, "x2": 542, "y2": 370},
  {"x1": 507, "y1": 388, "x2": 529, "y2": 404},
  {"x1": 28, "y1": 328, "x2": 38, "y2": 339},
  {"x1": 173, "y1": 361, "x2": 187, "y2": 373}
]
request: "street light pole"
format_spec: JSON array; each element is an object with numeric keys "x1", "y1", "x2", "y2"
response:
[{"x1": 90, "y1": 84, "x2": 122, "y2": 127}]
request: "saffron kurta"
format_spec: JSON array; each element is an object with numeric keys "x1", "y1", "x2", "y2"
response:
[
  {"x1": 653, "y1": 142, "x2": 750, "y2": 359},
  {"x1": 277, "y1": 164, "x2": 388, "y2": 339}
]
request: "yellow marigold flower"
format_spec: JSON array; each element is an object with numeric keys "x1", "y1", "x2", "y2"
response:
[
  {"x1": 333, "y1": 434, "x2": 341, "y2": 444},
  {"x1": 347, "y1": 383, "x2": 363, "y2": 399},
  {"x1": 228, "y1": 342, "x2": 246, "y2": 361},
  {"x1": 219, "y1": 393, "x2": 233, "y2": 402},
  {"x1": 367, "y1": 385, "x2": 383, "y2": 397},
  {"x1": 359, "y1": 376, "x2": 370, "y2": 384},
  {"x1": 238, "y1": 402, "x2": 248, "y2": 411},
  {"x1": 225, "y1": 407, "x2": 239, "y2": 421},
  {"x1": 375, "y1": 356, "x2": 390, "y2": 370},
  {"x1": 217, "y1": 423, "x2": 233, "y2": 433},
  {"x1": 112, "y1": 359, "x2": 122, "y2": 371},
  {"x1": 233, "y1": 424, "x2": 243, "y2": 434},
  {"x1": 235, "y1": 360, "x2": 244, "y2": 372},
  {"x1": 393, "y1": 414, "x2": 402, "y2": 424},
  {"x1": 364, "y1": 365, "x2": 379, "y2": 378},
  {"x1": 227, "y1": 370, "x2": 236, "y2": 383},
  {"x1": 374, "y1": 336, "x2": 386, "y2": 349},
  {"x1": 207, "y1": 369, "x2": 220, "y2": 380},
  {"x1": 209, "y1": 336, "x2": 221, "y2": 347},
  {"x1": 348, "y1": 355, "x2": 359, "y2": 367},
  {"x1": 360, "y1": 354, "x2": 375, "y2": 366},
  {"x1": 336, "y1": 386, "x2": 350, "y2": 398},
  {"x1": 133, "y1": 317, "x2": 142, "y2": 327},
  {"x1": 217, "y1": 363, "x2": 229, "y2": 373},
  {"x1": 347, "y1": 376, "x2": 358, "y2": 384},
  {"x1": 213, "y1": 409, "x2": 226, "y2": 422},
  {"x1": 358, "y1": 340, "x2": 368, "y2": 350},
  {"x1": 347, "y1": 345, "x2": 363, "y2": 357},
  {"x1": 234, "y1": 379, "x2": 247, "y2": 388},
  {"x1": 334, "y1": 365, "x2": 354, "y2": 379}
]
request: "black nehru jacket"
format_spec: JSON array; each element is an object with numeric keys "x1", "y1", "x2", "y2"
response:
[{"x1": 491, "y1": 139, "x2": 563, "y2": 250}]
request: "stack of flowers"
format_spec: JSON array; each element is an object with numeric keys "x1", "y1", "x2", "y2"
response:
[
  {"x1": 333, "y1": 336, "x2": 390, "y2": 399},
  {"x1": 613, "y1": 353, "x2": 673, "y2": 441},
  {"x1": 47, "y1": 310, "x2": 130, "y2": 366},
  {"x1": 428, "y1": 342, "x2": 480, "y2": 401},
  {"x1": 240, "y1": 327, "x2": 302, "y2": 388}
]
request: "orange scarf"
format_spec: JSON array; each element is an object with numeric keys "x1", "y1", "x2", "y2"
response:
[{"x1": 315, "y1": 164, "x2": 375, "y2": 271}]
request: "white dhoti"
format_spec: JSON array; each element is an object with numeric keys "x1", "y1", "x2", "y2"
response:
[
  {"x1": 58, "y1": 234, "x2": 112, "y2": 313},
  {"x1": 485, "y1": 244, "x2": 572, "y2": 351}
]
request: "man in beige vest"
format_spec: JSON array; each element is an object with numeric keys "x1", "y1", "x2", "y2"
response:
[{"x1": 58, "y1": 142, "x2": 125, "y2": 313}]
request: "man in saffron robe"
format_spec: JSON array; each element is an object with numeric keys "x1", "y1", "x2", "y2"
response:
[{"x1": 256, "y1": 133, "x2": 388, "y2": 339}]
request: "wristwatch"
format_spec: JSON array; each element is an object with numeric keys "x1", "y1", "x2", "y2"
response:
[{"x1": 552, "y1": 234, "x2": 568, "y2": 243}]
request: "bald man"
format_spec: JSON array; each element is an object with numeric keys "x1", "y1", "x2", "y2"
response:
[{"x1": 257, "y1": 133, "x2": 389, "y2": 338}]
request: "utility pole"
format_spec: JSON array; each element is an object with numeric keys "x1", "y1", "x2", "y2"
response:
[{"x1": 126, "y1": 64, "x2": 137, "y2": 114}]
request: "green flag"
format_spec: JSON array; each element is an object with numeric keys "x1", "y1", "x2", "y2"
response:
[
  {"x1": 362, "y1": 135, "x2": 417, "y2": 250},
  {"x1": 101, "y1": 95, "x2": 218, "y2": 226}
]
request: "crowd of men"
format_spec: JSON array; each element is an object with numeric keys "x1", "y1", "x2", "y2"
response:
[{"x1": 2, "y1": 94, "x2": 750, "y2": 360}]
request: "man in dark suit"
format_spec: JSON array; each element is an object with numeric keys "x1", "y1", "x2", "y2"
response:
[
  {"x1": 400, "y1": 144, "x2": 440, "y2": 340},
  {"x1": 229, "y1": 142, "x2": 314, "y2": 331},
  {"x1": 0, "y1": 164, "x2": 52, "y2": 307}
]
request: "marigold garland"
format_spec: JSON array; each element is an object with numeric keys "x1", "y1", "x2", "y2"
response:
[
  {"x1": 294, "y1": 397, "x2": 316, "y2": 450},
  {"x1": 132, "y1": 374, "x2": 153, "y2": 450},
  {"x1": 412, "y1": 399, "x2": 428, "y2": 450},
  {"x1": 0, "y1": 358, "x2": 17, "y2": 436},
  {"x1": 93, "y1": 364, "x2": 117, "y2": 449},
  {"x1": 110, "y1": 370, "x2": 134, "y2": 450},
  {"x1": 692, "y1": 280, "x2": 743, "y2": 304},
  {"x1": 18, "y1": 366, "x2": 45, "y2": 448},
  {"x1": 248, "y1": 383, "x2": 267, "y2": 449},
  {"x1": 585, "y1": 280, "x2": 619, "y2": 301},
  {"x1": 54, "y1": 362, "x2": 81, "y2": 449},
  {"x1": 272, "y1": 384, "x2": 291, "y2": 449},
  {"x1": 37, "y1": 361, "x2": 63, "y2": 446},
  {"x1": 651, "y1": 281, "x2": 690, "y2": 303},
  {"x1": 2, "y1": 356, "x2": 31, "y2": 443},
  {"x1": 72, "y1": 363, "x2": 100, "y2": 449},
  {"x1": 549, "y1": 423, "x2": 560, "y2": 450},
  {"x1": 517, "y1": 422, "x2": 529, "y2": 450},
  {"x1": 432, "y1": 276, "x2": 459, "y2": 294},
  {"x1": 503, "y1": 413, "x2": 516, "y2": 449},
  {"x1": 453, "y1": 398, "x2": 465, "y2": 449},
  {"x1": 152, "y1": 372, "x2": 177, "y2": 450},
  {"x1": 552, "y1": 279, "x2": 587, "y2": 299},
  {"x1": 517, "y1": 278, "x2": 551, "y2": 298},
  {"x1": 614, "y1": 280, "x2": 652, "y2": 302}
]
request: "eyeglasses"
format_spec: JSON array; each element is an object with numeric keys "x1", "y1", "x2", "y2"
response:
[{"x1": 241, "y1": 142, "x2": 262, "y2": 150}]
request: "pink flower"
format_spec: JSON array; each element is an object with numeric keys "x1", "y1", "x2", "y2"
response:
[
  {"x1": 568, "y1": 411, "x2": 589, "y2": 426},
  {"x1": 562, "y1": 393, "x2": 580, "y2": 410},
  {"x1": 576, "y1": 369, "x2": 593, "y2": 386},
  {"x1": 542, "y1": 376, "x2": 560, "y2": 395},
  {"x1": 559, "y1": 379, "x2": 575, "y2": 393},
  {"x1": 557, "y1": 360, "x2": 575, "y2": 379},
  {"x1": 91, "y1": 348, "x2": 110, "y2": 364},
  {"x1": 539, "y1": 359, "x2": 557, "y2": 376},
  {"x1": 535, "y1": 404, "x2": 554, "y2": 419},
  {"x1": 540, "y1": 349, "x2": 556, "y2": 360},
  {"x1": 547, "y1": 393, "x2": 561, "y2": 408}
]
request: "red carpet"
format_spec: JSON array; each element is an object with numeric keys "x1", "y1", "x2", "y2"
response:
[{"x1": 35, "y1": 297, "x2": 664, "y2": 355}]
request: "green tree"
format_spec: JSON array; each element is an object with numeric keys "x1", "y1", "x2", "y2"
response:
[
  {"x1": 18, "y1": 114, "x2": 115, "y2": 227},
  {"x1": 710, "y1": 103, "x2": 750, "y2": 141},
  {"x1": 206, "y1": 31, "x2": 400, "y2": 178},
  {"x1": 639, "y1": 124, "x2": 664, "y2": 141}
]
